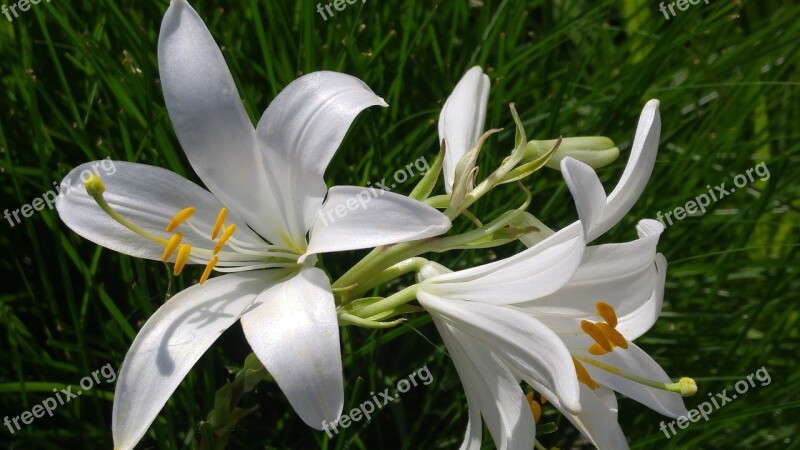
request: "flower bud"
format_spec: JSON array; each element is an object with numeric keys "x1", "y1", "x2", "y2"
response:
[{"x1": 526, "y1": 136, "x2": 619, "y2": 170}]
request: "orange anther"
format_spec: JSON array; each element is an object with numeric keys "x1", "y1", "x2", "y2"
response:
[
  {"x1": 166, "y1": 207, "x2": 195, "y2": 232},
  {"x1": 211, "y1": 208, "x2": 227, "y2": 240},
  {"x1": 581, "y1": 320, "x2": 613, "y2": 352},
  {"x1": 596, "y1": 301, "x2": 618, "y2": 327},
  {"x1": 596, "y1": 322, "x2": 629, "y2": 349},
  {"x1": 213, "y1": 224, "x2": 237, "y2": 254},
  {"x1": 173, "y1": 243, "x2": 191, "y2": 276},
  {"x1": 199, "y1": 257, "x2": 219, "y2": 284},
  {"x1": 161, "y1": 233, "x2": 183, "y2": 262},
  {"x1": 572, "y1": 357, "x2": 600, "y2": 390}
]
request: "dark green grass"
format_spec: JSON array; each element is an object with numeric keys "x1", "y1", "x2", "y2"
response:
[{"x1": 1, "y1": 0, "x2": 798, "y2": 448}]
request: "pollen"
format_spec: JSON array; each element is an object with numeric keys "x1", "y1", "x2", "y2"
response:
[
  {"x1": 211, "y1": 208, "x2": 227, "y2": 240},
  {"x1": 582, "y1": 302, "x2": 629, "y2": 354},
  {"x1": 161, "y1": 233, "x2": 183, "y2": 262},
  {"x1": 199, "y1": 257, "x2": 219, "y2": 284},
  {"x1": 581, "y1": 320, "x2": 613, "y2": 353},
  {"x1": 166, "y1": 207, "x2": 196, "y2": 232},
  {"x1": 525, "y1": 391, "x2": 543, "y2": 423},
  {"x1": 173, "y1": 243, "x2": 192, "y2": 276},
  {"x1": 596, "y1": 301, "x2": 617, "y2": 327},
  {"x1": 596, "y1": 322, "x2": 629, "y2": 349},
  {"x1": 213, "y1": 224, "x2": 236, "y2": 254},
  {"x1": 573, "y1": 357, "x2": 600, "y2": 390}
]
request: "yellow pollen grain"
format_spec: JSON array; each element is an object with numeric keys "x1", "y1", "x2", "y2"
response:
[
  {"x1": 529, "y1": 400, "x2": 542, "y2": 423},
  {"x1": 572, "y1": 357, "x2": 600, "y2": 390},
  {"x1": 581, "y1": 320, "x2": 613, "y2": 352},
  {"x1": 596, "y1": 322, "x2": 629, "y2": 349},
  {"x1": 588, "y1": 343, "x2": 610, "y2": 355},
  {"x1": 166, "y1": 207, "x2": 196, "y2": 232},
  {"x1": 213, "y1": 224, "x2": 236, "y2": 254},
  {"x1": 199, "y1": 257, "x2": 219, "y2": 284},
  {"x1": 211, "y1": 208, "x2": 227, "y2": 240},
  {"x1": 161, "y1": 233, "x2": 183, "y2": 262},
  {"x1": 173, "y1": 243, "x2": 191, "y2": 276},
  {"x1": 596, "y1": 301, "x2": 618, "y2": 327}
]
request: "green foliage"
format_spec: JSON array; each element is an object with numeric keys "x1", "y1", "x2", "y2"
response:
[{"x1": 0, "y1": 0, "x2": 797, "y2": 448}]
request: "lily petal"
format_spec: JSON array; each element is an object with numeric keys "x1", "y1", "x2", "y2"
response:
[
  {"x1": 304, "y1": 186, "x2": 451, "y2": 257},
  {"x1": 438, "y1": 66, "x2": 490, "y2": 193},
  {"x1": 434, "y1": 317, "x2": 536, "y2": 450},
  {"x1": 240, "y1": 267, "x2": 343, "y2": 429},
  {"x1": 602, "y1": 100, "x2": 661, "y2": 237},
  {"x1": 422, "y1": 230, "x2": 585, "y2": 304},
  {"x1": 581, "y1": 343, "x2": 688, "y2": 418},
  {"x1": 112, "y1": 271, "x2": 282, "y2": 450},
  {"x1": 616, "y1": 254, "x2": 667, "y2": 341},
  {"x1": 256, "y1": 72, "x2": 388, "y2": 247},
  {"x1": 419, "y1": 293, "x2": 582, "y2": 414},
  {"x1": 56, "y1": 161, "x2": 266, "y2": 261},
  {"x1": 555, "y1": 385, "x2": 629, "y2": 450},
  {"x1": 158, "y1": 0, "x2": 282, "y2": 242},
  {"x1": 515, "y1": 220, "x2": 664, "y2": 324}
]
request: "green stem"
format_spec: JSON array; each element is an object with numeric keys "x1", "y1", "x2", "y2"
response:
[
  {"x1": 350, "y1": 285, "x2": 419, "y2": 319},
  {"x1": 348, "y1": 257, "x2": 429, "y2": 299}
]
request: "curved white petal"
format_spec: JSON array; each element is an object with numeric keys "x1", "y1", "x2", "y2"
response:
[
  {"x1": 581, "y1": 343, "x2": 688, "y2": 418},
  {"x1": 438, "y1": 66, "x2": 490, "y2": 193},
  {"x1": 419, "y1": 293, "x2": 581, "y2": 413},
  {"x1": 256, "y1": 72, "x2": 388, "y2": 246},
  {"x1": 112, "y1": 271, "x2": 282, "y2": 450},
  {"x1": 561, "y1": 156, "x2": 607, "y2": 241},
  {"x1": 56, "y1": 161, "x2": 267, "y2": 261},
  {"x1": 422, "y1": 228, "x2": 584, "y2": 304},
  {"x1": 561, "y1": 101, "x2": 660, "y2": 242},
  {"x1": 601, "y1": 100, "x2": 661, "y2": 236},
  {"x1": 554, "y1": 385, "x2": 629, "y2": 450},
  {"x1": 240, "y1": 267, "x2": 342, "y2": 429},
  {"x1": 616, "y1": 253, "x2": 667, "y2": 340},
  {"x1": 158, "y1": 0, "x2": 283, "y2": 242},
  {"x1": 516, "y1": 220, "x2": 664, "y2": 324},
  {"x1": 304, "y1": 186, "x2": 451, "y2": 257},
  {"x1": 434, "y1": 317, "x2": 536, "y2": 450}
]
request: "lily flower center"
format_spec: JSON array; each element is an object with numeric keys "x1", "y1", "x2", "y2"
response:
[
  {"x1": 570, "y1": 301, "x2": 697, "y2": 397},
  {"x1": 83, "y1": 175, "x2": 300, "y2": 284}
]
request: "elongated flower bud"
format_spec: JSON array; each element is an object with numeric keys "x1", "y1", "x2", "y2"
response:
[{"x1": 526, "y1": 136, "x2": 620, "y2": 170}]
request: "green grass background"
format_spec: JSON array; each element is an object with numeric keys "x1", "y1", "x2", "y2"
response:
[{"x1": 1, "y1": 0, "x2": 798, "y2": 448}]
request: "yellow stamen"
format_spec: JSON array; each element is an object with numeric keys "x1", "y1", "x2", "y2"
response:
[
  {"x1": 199, "y1": 257, "x2": 219, "y2": 284},
  {"x1": 161, "y1": 233, "x2": 183, "y2": 262},
  {"x1": 173, "y1": 243, "x2": 191, "y2": 276},
  {"x1": 211, "y1": 208, "x2": 227, "y2": 240},
  {"x1": 539, "y1": 395, "x2": 547, "y2": 405},
  {"x1": 581, "y1": 320, "x2": 613, "y2": 352},
  {"x1": 166, "y1": 207, "x2": 196, "y2": 232},
  {"x1": 596, "y1": 322, "x2": 629, "y2": 349},
  {"x1": 596, "y1": 301, "x2": 617, "y2": 327},
  {"x1": 214, "y1": 224, "x2": 236, "y2": 254},
  {"x1": 574, "y1": 354, "x2": 698, "y2": 397},
  {"x1": 572, "y1": 357, "x2": 600, "y2": 390}
]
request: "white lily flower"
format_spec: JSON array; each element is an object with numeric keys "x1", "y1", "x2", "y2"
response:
[
  {"x1": 55, "y1": 1, "x2": 450, "y2": 449},
  {"x1": 419, "y1": 100, "x2": 690, "y2": 449}
]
